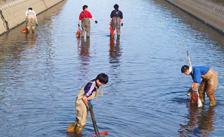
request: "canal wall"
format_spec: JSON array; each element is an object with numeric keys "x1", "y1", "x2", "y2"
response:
[
  {"x1": 0, "y1": 0, "x2": 65, "y2": 35},
  {"x1": 165, "y1": 0, "x2": 224, "y2": 35}
]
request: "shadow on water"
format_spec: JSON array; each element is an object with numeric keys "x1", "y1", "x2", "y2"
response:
[
  {"x1": 179, "y1": 105, "x2": 216, "y2": 137},
  {"x1": 25, "y1": 33, "x2": 38, "y2": 50},
  {"x1": 77, "y1": 37, "x2": 91, "y2": 80},
  {"x1": 109, "y1": 38, "x2": 122, "y2": 66},
  {"x1": 66, "y1": 132, "x2": 86, "y2": 137}
]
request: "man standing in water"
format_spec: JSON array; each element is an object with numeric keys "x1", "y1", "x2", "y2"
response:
[
  {"x1": 181, "y1": 65, "x2": 218, "y2": 106},
  {"x1": 110, "y1": 4, "x2": 123, "y2": 39},
  {"x1": 25, "y1": 7, "x2": 38, "y2": 33},
  {"x1": 78, "y1": 5, "x2": 98, "y2": 38}
]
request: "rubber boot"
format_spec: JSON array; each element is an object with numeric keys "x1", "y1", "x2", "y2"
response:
[
  {"x1": 199, "y1": 91, "x2": 205, "y2": 104},
  {"x1": 208, "y1": 94, "x2": 216, "y2": 106},
  {"x1": 75, "y1": 130, "x2": 82, "y2": 134},
  {"x1": 65, "y1": 122, "x2": 77, "y2": 132},
  {"x1": 200, "y1": 97, "x2": 205, "y2": 104},
  {"x1": 210, "y1": 101, "x2": 216, "y2": 106},
  {"x1": 75, "y1": 125, "x2": 84, "y2": 134},
  {"x1": 32, "y1": 29, "x2": 35, "y2": 34},
  {"x1": 27, "y1": 29, "x2": 30, "y2": 34}
]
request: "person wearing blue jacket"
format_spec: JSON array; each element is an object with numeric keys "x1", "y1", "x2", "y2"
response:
[{"x1": 181, "y1": 65, "x2": 218, "y2": 106}]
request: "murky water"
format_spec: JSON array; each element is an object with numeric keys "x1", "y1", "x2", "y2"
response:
[{"x1": 0, "y1": 0, "x2": 224, "y2": 137}]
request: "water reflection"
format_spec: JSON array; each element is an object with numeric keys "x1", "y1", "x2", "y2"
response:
[
  {"x1": 109, "y1": 38, "x2": 121, "y2": 68},
  {"x1": 25, "y1": 33, "x2": 37, "y2": 50},
  {"x1": 77, "y1": 37, "x2": 90, "y2": 79},
  {"x1": 179, "y1": 105, "x2": 216, "y2": 136}
]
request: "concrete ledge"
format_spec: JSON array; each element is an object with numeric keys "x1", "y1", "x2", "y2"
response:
[
  {"x1": 0, "y1": 0, "x2": 65, "y2": 35},
  {"x1": 44, "y1": 0, "x2": 64, "y2": 8},
  {"x1": 166, "y1": 0, "x2": 224, "y2": 35}
]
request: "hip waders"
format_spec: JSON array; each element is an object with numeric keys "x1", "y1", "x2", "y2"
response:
[
  {"x1": 198, "y1": 68, "x2": 218, "y2": 106},
  {"x1": 74, "y1": 81, "x2": 98, "y2": 134},
  {"x1": 27, "y1": 12, "x2": 36, "y2": 31},
  {"x1": 81, "y1": 18, "x2": 90, "y2": 37},
  {"x1": 112, "y1": 17, "x2": 121, "y2": 35}
]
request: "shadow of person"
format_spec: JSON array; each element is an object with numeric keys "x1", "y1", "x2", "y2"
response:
[
  {"x1": 197, "y1": 106, "x2": 215, "y2": 136},
  {"x1": 77, "y1": 37, "x2": 90, "y2": 79},
  {"x1": 25, "y1": 33, "x2": 37, "y2": 49},
  {"x1": 66, "y1": 132, "x2": 84, "y2": 137},
  {"x1": 109, "y1": 38, "x2": 121, "y2": 65},
  {"x1": 179, "y1": 105, "x2": 216, "y2": 137},
  {"x1": 80, "y1": 37, "x2": 90, "y2": 58}
]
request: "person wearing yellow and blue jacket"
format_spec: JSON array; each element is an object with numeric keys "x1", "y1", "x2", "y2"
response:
[{"x1": 66, "y1": 73, "x2": 108, "y2": 134}]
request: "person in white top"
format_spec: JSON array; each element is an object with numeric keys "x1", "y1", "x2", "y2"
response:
[{"x1": 25, "y1": 7, "x2": 38, "y2": 33}]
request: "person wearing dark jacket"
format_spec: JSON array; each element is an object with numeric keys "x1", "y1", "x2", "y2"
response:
[{"x1": 110, "y1": 4, "x2": 123, "y2": 38}]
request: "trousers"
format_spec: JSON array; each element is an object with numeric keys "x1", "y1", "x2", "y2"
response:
[
  {"x1": 198, "y1": 68, "x2": 218, "y2": 106},
  {"x1": 112, "y1": 17, "x2": 121, "y2": 35},
  {"x1": 26, "y1": 12, "x2": 36, "y2": 31},
  {"x1": 81, "y1": 18, "x2": 90, "y2": 37}
]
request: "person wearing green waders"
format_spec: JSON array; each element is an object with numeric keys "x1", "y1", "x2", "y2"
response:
[
  {"x1": 181, "y1": 65, "x2": 218, "y2": 106},
  {"x1": 110, "y1": 4, "x2": 123, "y2": 39},
  {"x1": 78, "y1": 5, "x2": 98, "y2": 38},
  {"x1": 66, "y1": 73, "x2": 108, "y2": 134}
]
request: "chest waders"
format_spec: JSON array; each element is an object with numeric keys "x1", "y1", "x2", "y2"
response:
[
  {"x1": 74, "y1": 81, "x2": 98, "y2": 134},
  {"x1": 112, "y1": 10, "x2": 121, "y2": 36},
  {"x1": 198, "y1": 68, "x2": 218, "y2": 106},
  {"x1": 81, "y1": 11, "x2": 91, "y2": 37},
  {"x1": 26, "y1": 11, "x2": 36, "y2": 32}
]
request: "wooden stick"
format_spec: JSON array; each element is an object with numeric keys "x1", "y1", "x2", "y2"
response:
[
  {"x1": 186, "y1": 51, "x2": 203, "y2": 107},
  {"x1": 89, "y1": 103, "x2": 100, "y2": 137}
]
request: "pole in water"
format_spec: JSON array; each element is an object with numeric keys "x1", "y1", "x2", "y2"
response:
[
  {"x1": 186, "y1": 51, "x2": 203, "y2": 107},
  {"x1": 89, "y1": 102, "x2": 100, "y2": 137}
]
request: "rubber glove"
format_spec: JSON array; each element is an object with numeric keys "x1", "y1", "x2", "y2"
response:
[
  {"x1": 25, "y1": 21, "x2": 27, "y2": 24},
  {"x1": 36, "y1": 23, "x2": 38, "y2": 27},
  {"x1": 95, "y1": 20, "x2": 98, "y2": 24},
  {"x1": 121, "y1": 23, "x2": 123, "y2": 26},
  {"x1": 187, "y1": 87, "x2": 194, "y2": 96},
  {"x1": 88, "y1": 100, "x2": 93, "y2": 108}
]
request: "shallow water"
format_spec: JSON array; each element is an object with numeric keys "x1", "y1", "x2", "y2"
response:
[{"x1": 0, "y1": 0, "x2": 224, "y2": 137}]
